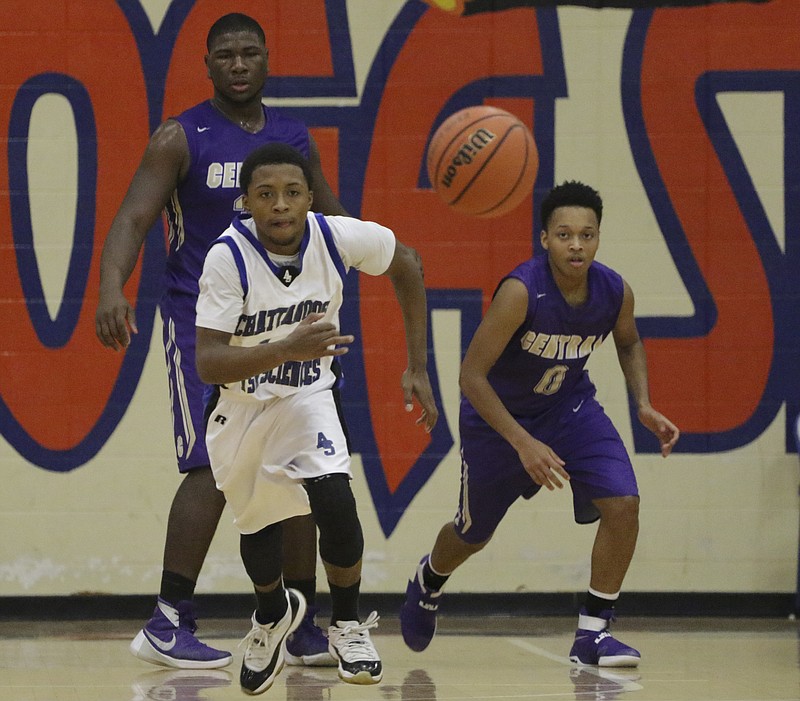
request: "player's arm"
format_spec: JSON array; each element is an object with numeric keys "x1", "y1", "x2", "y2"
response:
[
  {"x1": 382, "y1": 241, "x2": 439, "y2": 433},
  {"x1": 460, "y1": 278, "x2": 568, "y2": 490},
  {"x1": 196, "y1": 313, "x2": 354, "y2": 386},
  {"x1": 612, "y1": 280, "x2": 680, "y2": 457},
  {"x1": 307, "y1": 134, "x2": 349, "y2": 216},
  {"x1": 196, "y1": 245, "x2": 353, "y2": 384},
  {"x1": 95, "y1": 120, "x2": 189, "y2": 351}
]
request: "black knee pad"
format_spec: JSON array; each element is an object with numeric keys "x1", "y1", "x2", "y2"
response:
[
  {"x1": 240, "y1": 522, "x2": 283, "y2": 586},
  {"x1": 304, "y1": 474, "x2": 363, "y2": 568}
]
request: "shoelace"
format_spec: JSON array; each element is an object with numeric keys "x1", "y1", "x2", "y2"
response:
[
  {"x1": 334, "y1": 612, "x2": 380, "y2": 661},
  {"x1": 239, "y1": 623, "x2": 274, "y2": 665}
]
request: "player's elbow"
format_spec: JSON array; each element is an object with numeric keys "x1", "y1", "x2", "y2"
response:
[
  {"x1": 196, "y1": 327, "x2": 236, "y2": 384},
  {"x1": 408, "y1": 244, "x2": 423, "y2": 276},
  {"x1": 195, "y1": 360, "x2": 215, "y2": 385},
  {"x1": 408, "y1": 244, "x2": 424, "y2": 278},
  {"x1": 388, "y1": 241, "x2": 424, "y2": 281},
  {"x1": 195, "y1": 349, "x2": 222, "y2": 385},
  {"x1": 458, "y1": 365, "x2": 481, "y2": 402}
]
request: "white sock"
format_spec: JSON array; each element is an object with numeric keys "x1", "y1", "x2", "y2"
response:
[{"x1": 579, "y1": 589, "x2": 620, "y2": 630}]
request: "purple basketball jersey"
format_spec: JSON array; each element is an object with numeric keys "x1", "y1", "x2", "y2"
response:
[
  {"x1": 165, "y1": 101, "x2": 311, "y2": 298},
  {"x1": 455, "y1": 255, "x2": 636, "y2": 537},
  {"x1": 160, "y1": 102, "x2": 312, "y2": 471},
  {"x1": 463, "y1": 254, "x2": 624, "y2": 421}
]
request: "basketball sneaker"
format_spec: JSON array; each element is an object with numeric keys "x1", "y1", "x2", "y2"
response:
[
  {"x1": 130, "y1": 598, "x2": 233, "y2": 669},
  {"x1": 328, "y1": 611, "x2": 382, "y2": 684},
  {"x1": 239, "y1": 588, "x2": 307, "y2": 695},
  {"x1": 400, "y1": 555, "x2": 442, "y2": 652},
  {"x1": 568, "y1": 608, "x2": 641, "y2": 667},
  {"x1": 284, "y1": 605, "x2": 337, "y2": 666}
]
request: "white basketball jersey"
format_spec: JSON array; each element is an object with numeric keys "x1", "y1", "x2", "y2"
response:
[{"x1": 196, "y1": 212, "x2": 395, "y2": 402}]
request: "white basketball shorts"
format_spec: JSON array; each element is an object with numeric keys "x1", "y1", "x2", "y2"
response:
[{"x1": 205, "y1": 389, "x2": 352, "y2": 534}]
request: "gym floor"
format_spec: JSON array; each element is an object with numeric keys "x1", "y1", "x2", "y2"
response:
[{"x1": 0, "y1": 614, "x2": 797, "y2": 700}]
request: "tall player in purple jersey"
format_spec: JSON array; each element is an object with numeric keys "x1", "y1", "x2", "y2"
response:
[
  {"x1": 400, "y1": 181, "x2": 680, "y2": 667},
  {"x1": 95, "y1": 14, "x2": 344, "y2": 669}
]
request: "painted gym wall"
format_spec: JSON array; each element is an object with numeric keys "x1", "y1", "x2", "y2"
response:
[{"x1": 1, "y1": 0, "x2": 797, "y2": 598}]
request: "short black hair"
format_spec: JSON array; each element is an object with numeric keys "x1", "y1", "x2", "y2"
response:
[
  {"x1": 240, "y1": 143, "x2": 313, "y2": 194},
  {"x1": 540, "y1": 180, "x2": 603, "y2": 229},
  {"x1": 207, "y1": 13, "x2": 265, "y2": 51}
]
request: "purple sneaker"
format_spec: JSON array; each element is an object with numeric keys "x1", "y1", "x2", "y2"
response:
[
  {"x1": 130, "y1": 598, "x2": 232, "y2": 669},
  {"x1": 400, "y1": 555, "x2": 442, "y2": 652},
  {"x1": 568, "y1": 608, "x2": 640, "y2": 668},
  {"x1": 284, "y1": 605, "x2": 337, "y2": 666}
]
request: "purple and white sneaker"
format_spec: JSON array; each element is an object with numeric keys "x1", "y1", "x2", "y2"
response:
[
  {"x1": 568, "y1": 608, "x2": 640, "y2": 667},
  {"x1": 130, "y1": 598, "x2": 232, "y2": 669},
  {"x1": 285, "y1": 605, "x2": 337, "y2": 666},
  {"x1": 399, "y1": 555, "x2": 442, "y2": 652}
]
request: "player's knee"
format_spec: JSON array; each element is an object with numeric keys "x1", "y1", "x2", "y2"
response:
[
  {"x1": 468, "y1": 537, "x2": 491, "y2": 554},
  {"x1": 456, "y1": 535, "x2": 492, "y2": 559},
  {"x1": 173, "y1": 465, "x2": 225, "y2": 517},
  {"x1": 597, "y1": 495, "x2": 639, "y2": 527},
  {"x1": 305, "y1": 474, "x2": 363, "y2": 568}
]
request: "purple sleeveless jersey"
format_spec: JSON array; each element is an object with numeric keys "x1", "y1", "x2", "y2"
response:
[
  {"x1": 455, "y1": 255, "x2": 637, "y2": 538},
  {"x1": 165, "y1": 101, "x2": 311, "y2": 298},
  {"x1": 463, "y1": 254, "x2": 624, "y2": 421},
  {"x1": 160, "y1": 102, "x2": 311, "y2": 471}
]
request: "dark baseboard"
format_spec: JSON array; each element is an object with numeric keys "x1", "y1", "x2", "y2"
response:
[{"x1": 0, "y1": 592, "x2": 796, "y2": 621}]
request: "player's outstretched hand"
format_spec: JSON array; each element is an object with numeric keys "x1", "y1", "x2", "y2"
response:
[
  {"x1": 96, "y1": 291, "x2": 138, "y2": 351},
  {"x1": 284, "y1": 312, "x2": 354, "y2": 361},
  {"x1": 518, "y1": 436, "x2": 570, "y2": 491},
  {"x1": 401, "y1": 368, "x2": 439, "y2": 433},
  {"x1": 637, "y1": 405, "x2": 680, "y2": 457}
]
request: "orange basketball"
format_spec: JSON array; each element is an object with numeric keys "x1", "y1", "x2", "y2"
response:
[{"x1": 427, "y1": 105, "x2": 538, "y2": 218}]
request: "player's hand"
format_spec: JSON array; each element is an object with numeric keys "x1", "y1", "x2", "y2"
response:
[
  {"x1": 401, "y1": 367, "x2": 439, "y2": 433},
  {"x1": 284, "y1": 312, "x2": 354, "y2": 360},
  {"x1": 95, "y1": 290, "x2": 138, "y2": 351},
  {"x1": 637, "y1": 405, "x2": 680, "y2": 457},
  {"x1": 518, "y1": 436, "x2": 569, "y2": 491}
]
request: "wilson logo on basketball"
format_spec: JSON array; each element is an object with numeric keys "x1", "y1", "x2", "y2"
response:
[
  {"x1": 440, "y1": 128, "x2": 495, "y2": 187},
  {"x1": 426, "y1": 105, "x2": 538, "y2": 218}
]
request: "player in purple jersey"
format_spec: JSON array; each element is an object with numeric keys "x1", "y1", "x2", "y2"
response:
[
  {"x1": 95, "y1": 13, "x2": 345, "y2": 669},
  {"x1": 400, "y1": 181, "x2": 680, "y2": 667}
]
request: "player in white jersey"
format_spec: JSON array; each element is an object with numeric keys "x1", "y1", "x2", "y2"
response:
[
  {"x1": 195, "y1": 142, "x2": 438, "y2": 694},
  {"x1": 97, "y1": 14, "x2": 347, "y2": 669}
]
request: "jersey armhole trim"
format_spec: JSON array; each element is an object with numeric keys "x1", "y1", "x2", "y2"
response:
[
  {"x1": 314, "y1": 213, "x2": 347, "y2": 282},
  {"x1": 210, "y1": 237, "x2": 249, "y2": 299}
]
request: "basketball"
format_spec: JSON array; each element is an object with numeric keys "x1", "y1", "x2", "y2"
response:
[{"x1": 427, "y1": 105, "x2": 538, "y2": 218}]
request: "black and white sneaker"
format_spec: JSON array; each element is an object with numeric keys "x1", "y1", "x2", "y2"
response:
[
  {"x1": 239, "y1": 589, "x2": 306, "y2": 695},
  {"x1": 328, "y1": 611, "x2": 382, "y2": 684}
]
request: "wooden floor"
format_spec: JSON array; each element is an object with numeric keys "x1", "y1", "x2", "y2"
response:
[{"x1": 0, "y1": 615, "x2": 797, "y2": 700}]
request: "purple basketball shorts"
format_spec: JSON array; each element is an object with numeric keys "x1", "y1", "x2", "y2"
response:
[
  {"x1": 454, "y1": 393, "x2": 638, "y2": 544},
  {"x1": 160, "y1": 294, "x2": 211, "y2": 473}
]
